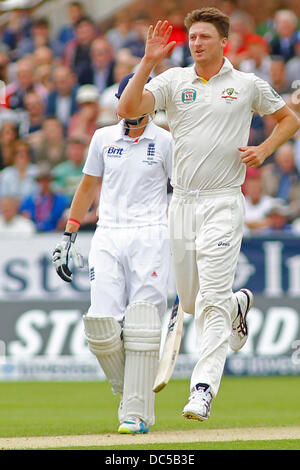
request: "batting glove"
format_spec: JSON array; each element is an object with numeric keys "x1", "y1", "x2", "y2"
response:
[{"x1": 52, "y1": 232, "x2": 84, "y2": 282}]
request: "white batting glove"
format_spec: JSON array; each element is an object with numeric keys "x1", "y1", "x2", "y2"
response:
[{"x1": 52, "y1": 232, "x2": 84, "y2": 282}]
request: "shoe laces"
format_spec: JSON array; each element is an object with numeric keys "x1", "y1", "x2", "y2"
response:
[{"x1": 189, "y1": 386, "x2": 212, "y2": 405}]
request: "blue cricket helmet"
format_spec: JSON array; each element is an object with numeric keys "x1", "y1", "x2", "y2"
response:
[{"x1": 115, "y1": 73, "x2": 152, "y2": 99}]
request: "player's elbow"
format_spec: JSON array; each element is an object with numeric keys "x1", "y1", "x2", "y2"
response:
[{"x1": 117, "y1": 101, "x2": 136, "y2": 119}]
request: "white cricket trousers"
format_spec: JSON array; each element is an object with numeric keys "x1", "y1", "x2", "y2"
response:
[
  {"x1": 169, "y1": 187, "x2": 245, "y2": 397},
  {"x1": 86, "y1": 225, "x2": 170, "y2": 321}
]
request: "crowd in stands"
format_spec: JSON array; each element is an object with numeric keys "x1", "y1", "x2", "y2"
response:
[{"x1": 1, "y1": 0, "x2": 300, "y2": 236}]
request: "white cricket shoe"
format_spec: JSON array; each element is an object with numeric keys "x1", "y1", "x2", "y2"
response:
[
  {"x1": 118, "y1": 417, "x2": 149, "y2": 434},
  {"x1": 182, "y1": 384, "x2": 213, "y2": 421},
  {"x1": 230, "y1": 289, "x2": 253, "y2": 351}
]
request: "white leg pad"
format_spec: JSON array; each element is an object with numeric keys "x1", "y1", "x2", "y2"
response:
[
  {"x1": 122, "y1": 302, "x2": 161, "y2": 425},
  {"x1": 83, "y1": 316, "x2": 125, "y2": 394}
]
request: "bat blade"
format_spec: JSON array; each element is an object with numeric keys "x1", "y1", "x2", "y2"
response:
[{"x1": 153, "y1": 297, "x2": 184, "y2": 393}]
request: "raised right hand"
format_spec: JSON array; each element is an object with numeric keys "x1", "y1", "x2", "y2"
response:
[{"x1": 145, "y1": 20, "x2": 177, "y2": 64}]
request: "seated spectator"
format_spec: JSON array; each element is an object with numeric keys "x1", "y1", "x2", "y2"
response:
[
  {"x1": 1, "y1": 4, "x2": 33, "y2": 58},
  {"x1": 20, "y1": 164, "x2": 70, "y2": 232},
  {"x1": 99, "y1": 57, "x2": 135, "y2": 119},
  {"x1": 286, "y1": 32, "x2": 300, "y2": 87},
  {"x1": 31, "y1": 116, "x2": 67, "y2": 168},
  {"x1": 105, "y1": 11, "x2": 136, "y2": 53},
  {"x1": 243, "y1": 168, "x2": 277, "y2": 234},
  {"x1": 52, "y1": 137, "x2": 87, "y2": 200},
  {"x1": 0, "y1": 196, "x2": 36, "y2": 238},
  {"x1": 0, "y1": 139, "x2": 38, "y2": 200},
  {"x1": 63, "y1": 16, "x2": 97, "y2": 79},
  {"x1": 15, "y1": 17, "x2": 63, "y2": 60},
  {"x1": 121, "y1": 12, "x2": 150, "y2": 59},
  {"x1": 5, "y1": 56, "x2": 37, "y2": 110},
  {"x1": 263, "y1": 142, "x2": 300, "y2": 218},
  {"x1": 0, "y1": 50, "x2": 11, "y2": 85},
  {"x1": 166, "y1": 7, "x2": 187, "y2": 47},
  {"x1": 239, "y1": 35, "x2": 272, "y2": 82},
  {"x1": 269, "y1": 56, "x2": 293, "y2": 96},
  {"x1": 19, "y1": 91, "x2": 45, "y2": 139},
  {"x1": 268, "y1": 10, "x2": 298, "y2": 62},
  {"x1": 77, "y1": 37, "x2": 115, "y2": 91},
  {"x1": 263, "y1": 200, "x2": 294, "y2": 233},
  {"x1": 45, "y1": 65, "x2": 78, "y2": 130},
  {"x1": 67, "y1": 84, "x2": 100, "y2": 143},
  {"x1": 33, "y1": 45, "x2": 54, "y2": 68},
  {"x1": 0, "y1": 121, "x2": 19, "y2": 170},
  {"x1": 57, "y1": 1, "x2": 85, "y2": 46},
  {"x1": 34, "y1": 64, "x2": 53, "y2": 102}
]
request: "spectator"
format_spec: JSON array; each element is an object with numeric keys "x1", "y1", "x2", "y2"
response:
[
  {"x1": 262, "y1": 200, "x2": 294, "y2": 233},
  {"x1": 67, "y1": 84, "x2": 100, "y2": 142},
  {"x1": 121, "y1": 12, "x2": 150, "y2": 59},
  {"x1": 31, "y1": 116, "x2": 67, "y2": 168},
  {"x1": 0, "y1": 139, "x2": 38, "y2": 199},
  {"x1": 263, "y1": 142, "x2": 300, "y2": 218},
  {"x1": 20, "y1": 164, "x2": 70, "y2": 232},
  {"x1": 1, "y1": 4, "x2": 33, "y2": 57},
  {"x1": 105, "y1": 11, "x2": 135, "y2": 53},
  {"x1": 19, "y1": 91, "x2": 45, "y2": 138},
  {"x1": 34, "y1": 64, "x2": 53, "y2": 102},
  {"x1": 52, "y1": 137, "x2": 87, "y2": 200},
  {"x1": 239, "y1": 35, "x2": 272, "y2": 82},
  {"x1": 243, "y1": 168, "x2": 277, "y2": 234},
  {"x1": 0, "y1": 196, "x2": 36, "y2": 238},
  {"x1": 5, "y1": 56, "x2": 37, "y2": 110},
  {"x1": 63, "y1": 16, "x2": 97, "y2": 79},
  {"x1": 57, "y1": 1, "x2": 85, "y2": 46},
  {"x1": 269, "y1": 10, "x2": 298, "y2": 62},
  {"x1": 286, "y1": 32, "x2": 300, "y2": 87},
  {"x1": 15, "y1": 17, "x2": 63, "y2": 60},
  {"x1": 0, "y1": 121, "x2": 19, "y2": 170},
  {"x1": 45, "y1": 65, "x2": 78, "y2": 130},
  {"x1": 77, "y1": 37, "x2": 115, "y2": 91},
  {"x1": 99, "y1": 58, "x2": 135, "y2": 119},
  {"x1": 166, "y1": 7, "x2": 187, "y2": 47},
  {"x1": 0, "y1": 50, "x2": 11, "y2": 84},
  {"x1": 33, "y1": 45, "x2": 54, "y2": 68},
  {"x1": 269, "y1": 56, "x2": 293, "y2": 95}
]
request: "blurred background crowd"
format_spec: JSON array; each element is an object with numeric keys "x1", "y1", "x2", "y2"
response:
[{"x1": 0, "y1": 0, "x2": 300, "y2": 237}]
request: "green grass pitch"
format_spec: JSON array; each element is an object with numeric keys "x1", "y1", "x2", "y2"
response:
[{"x1": 0, "y1": 376, "x2": 299, "y2": 449}]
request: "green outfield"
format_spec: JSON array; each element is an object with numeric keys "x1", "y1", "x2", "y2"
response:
[{"x1": 0, "y1": 376, "x2": 300, "y2": 450}]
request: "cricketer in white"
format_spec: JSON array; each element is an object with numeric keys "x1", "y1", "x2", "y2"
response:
[
  {"x1": 53, "y1": 74, "x2": 173, "y2": 434},
  {"x1": 117, "y1": 7, "x2": 300, "y2": 421}
]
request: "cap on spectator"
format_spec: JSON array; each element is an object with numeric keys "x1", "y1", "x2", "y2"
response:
[
  {"x1": 0, "y1": 0, "x2": 32, "y2": 11},
  {"x1": 76, "y1": 84, "x2": 99, "y2": 104},
  {"x1": 115, "y1": 73, "x2": 152, "y2": 99}
]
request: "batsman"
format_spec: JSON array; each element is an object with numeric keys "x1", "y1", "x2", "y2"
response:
[
  {"x1": 118, "y1": 7, "x2": 300, "y2": 421},
  {"x1": 52, "y1": 74, "x2": 173, "y2": 434}
]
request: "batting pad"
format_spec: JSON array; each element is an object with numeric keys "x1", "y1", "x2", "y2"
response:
[
  {"x1": 83, "y1": 316, "x2": 125, "y2": 394},
  {"x1": 122, "y1": 302, "x2": 161, "y2": 425}
]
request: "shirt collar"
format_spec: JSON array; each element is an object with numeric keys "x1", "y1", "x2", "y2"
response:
[
  {"x1": 115, "y1": 119, "x2": 156, "y2": 142},
  {"x1": 191, "y1": 56, "x2": 234, "y2": 83}
]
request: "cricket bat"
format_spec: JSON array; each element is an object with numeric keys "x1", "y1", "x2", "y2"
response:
[{"x1": 153, "y1": 296, "x2": 184, "y2": 393}]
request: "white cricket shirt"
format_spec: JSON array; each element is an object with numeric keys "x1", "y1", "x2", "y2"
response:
[
  {"x1": 83, "y1": 120, "x2": 173, "y2": 227},
  {"x1": 145, "y1": 57, "x2": 286, "y2": 191}
]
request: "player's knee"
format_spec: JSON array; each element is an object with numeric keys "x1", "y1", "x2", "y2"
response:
[{"x1": 123, "y1": 302, "x2": 161, "y2": 353}]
